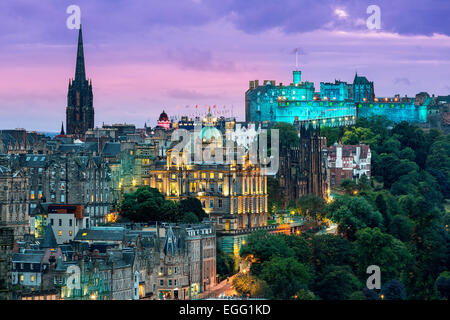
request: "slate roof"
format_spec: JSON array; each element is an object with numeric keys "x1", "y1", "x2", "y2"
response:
[
  {"x1": 40, "y1": 224, "x2": 58, "y2": 249},
  {"x1": 20, "y1": 154, "x2": 48, "y2": 167},
  {"x1": 12, "y1": 253, "x2": 44, "y2": 264},
  {"x1": 74, "y1": 227, "x2": 126, "y2": 242},
  {"x1": 353, "y1": 73, "x2": 372, "y2": 84},
  {"x1": 102, "y1": 142, "x2": 121, "y2": 157}
]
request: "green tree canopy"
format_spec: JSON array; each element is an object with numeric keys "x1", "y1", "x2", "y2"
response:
[
  {"x1": 314, "y1": 265, "x2": 362, "y2": 300},
  {"x1": 353, "y1": 227, "x2": 412, "y2": 282},
  {"x1": 259, "y1": 256, "x2": 312, "y2": 300},
  {"x1": 310, "y1": 234, "x2": 355, "y2": 272},
  {"x1": 326, "y1": 195, "x2": 383, "y2": 240},
  {"x1": 119, "y1": 187, "x2": 178, "y2": 222}
]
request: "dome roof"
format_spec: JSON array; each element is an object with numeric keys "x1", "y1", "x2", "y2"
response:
[
  {"x1": 199, "y1": 126, "x2": 222, "y2": 143},
  {"x1": 158, "y1": 110, "x2": 169, "y2": 122}
]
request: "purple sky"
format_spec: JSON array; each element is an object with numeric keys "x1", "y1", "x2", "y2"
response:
[{"x1": 0, "y1": 0, "x2": 449, "y2": 131}]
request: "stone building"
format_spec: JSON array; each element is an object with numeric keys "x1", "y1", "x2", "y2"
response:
[
  {"x1": 0, "y1": 166, "x2": 30, "y2": 238},
  {"x1": 66, "y1": 26, "x2": 94, "y2": 136},
  {"x1": 147, "y1": 157, "x2": 269, "y2": 232},
  {"x1": 325, "y1": 143, "x2": 371, "y2": 187},
  {"x1": 0, "y1": 226, "x2": 15, "y2": 300},
  {"x1": 184, "y1": 224, "x2": 216, "y2": 296},
  {"x1": 0, "y1": 130, "x2": 49, "y2": 155},
  {"x1": 276, "y1": 124, "x2": 327, "y2": 207},
  {"x1": 19, "y1": 152, "x2": 111, "y2": 227}
]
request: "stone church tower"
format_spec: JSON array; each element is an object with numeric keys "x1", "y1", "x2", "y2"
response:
[{"x1": 66, "y1": 25, "x2": 94, "y2": 136}]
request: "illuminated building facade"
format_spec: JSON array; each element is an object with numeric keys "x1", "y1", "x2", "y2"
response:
[
  {"x1": 30, "y1": 204, "x2": 88, "y2": 244},
  {"x1": 147, "y1": 157, "x2": 269, "y2": 232},
  {"x1": 357, "y1": 94, "x2": 428, "y2": 123},
  {"x1": 246, "y1": 70, "x2": 429, "y2": 125},
  {"x1": 245, "y1": 70, "x2": 357, "y2": 127},
  {"x1": 353, "y1": 73, "x2": 375, "y2": 102},
  {"x1": 157, "y1": 110, "x2": 171, "y2": 130},
  {"x1": 102, "y1": 141, "x2": 158, "y2": 210}
]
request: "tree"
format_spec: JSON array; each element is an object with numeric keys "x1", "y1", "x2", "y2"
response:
[
  {"x1": 391, "y1": 122, "x2": 427, "y2": 168},
  {"x1": 119, "y1": 187, "x2": 178, "y2": 222},
  {"x1": 358, "y1": 174, "x2": 371, "y2": 192},
  {"x1": 216, "y1": 247, "x2": 236, "y2": 281},
  {"x1": 310, "y1": 234, "x2": 354, "y2": 272},
  {"x1": 381, "y1": 138, "x2": 401, "y2": 156},
  {"x1": 279, "y1": 234, "x2": 311, "y2": 264},
  {"x1": 349, "y1": 291, "x2": 367, "y2": 300},
  {"x1": 388, "y1": 215, "x2": 414, "y2": 242},
  {"x1": 375, "y1": 194, "x2": 390, "y2": 228},
  {"x1": 321, "y1": 127, "x2": 341, "y2": 146},
  {"x1": 294, "y1": 289, "x2": 319, "y2": 300},
  {"x1": 178, "y1": 211, "x2": 199, "y2": 224},
  {"x1": 342, "y1": 127, "x2": 379, "y2": 146},
  {"x1": 353, "y1": 227, "x2": 412, "y2": 282},
  {"x1": 340, "y1": 179, "x2": 359, "y2": 195},
  {"x1": 399, "y1": 147, "x2": 415, "y2": 161},
  {"x1": 232, "y1": 274, "x2": 268, "y2": 298},
  {"x1": 380, "y1": 280, "x2": 407, "y2": 300},
  {"x1": 326, "y1": 195, "x2": 383, "y2": 240},
  {"x1": 271, "y1": 122, "x2": 299, "y2": 150},
  {"x1": 406, "y1": 224, "x2": 449, "y2": 299},
  {"x1": 296, "y1": 194, "x2": 326, "y2": 220},
  {"x1": 314, "y1": 265, "x2": 361, "y2": 300},
  {"x1": 178, "y1": 197, "x2": 207, "y2": 221},
  {"x1": 259, "y1": 257, "x2": 312, "y2": 299},
  {"x1": 267, "y1": 176, "x2": 284, "y2": 213},
  {"x1": 240, "y1": 230, "x2": 294, "y2": 267},
  {"x1": 435, "y1": 271, "x2": 450, "y2": 299}
]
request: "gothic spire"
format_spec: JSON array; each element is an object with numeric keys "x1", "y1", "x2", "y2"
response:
[
  {"x1": 60, "y1": 121, "x2": 65, "y2": 135},
  {"x1": 75, "y1": 25, "x2": 86, "y2": 82}
]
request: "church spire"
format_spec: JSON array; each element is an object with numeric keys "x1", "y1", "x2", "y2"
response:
[
  {"x1": 60, "y1": 121, "x2": 65, "y2": 135},
  {"x1": 75, "y1": 25, "x2": 86, "y2": 82}
]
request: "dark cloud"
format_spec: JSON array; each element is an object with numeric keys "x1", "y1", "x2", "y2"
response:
[
  {"x1": 205, "y1": 0, "x2": 450, "y2": 36},
  {"x1": 0, "y1": 0, "x2": 448, "y2": 49}
]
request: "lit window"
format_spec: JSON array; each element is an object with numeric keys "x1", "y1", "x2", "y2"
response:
[
  {"x1": 69, "y1": 231, "x2": 72, "y2": 236},
  {"x1": 58, "y1": 230, "x2": 62, "y2": 236},
  {"x1": 210, "y1": 172, "x2": 214, "y2": 179},
  {"x1": 20, "y1": 275, "x2": 24, "y2": 281},
  {"x1": 31, "y1": 275, "x2": 35, "y2": 282}
]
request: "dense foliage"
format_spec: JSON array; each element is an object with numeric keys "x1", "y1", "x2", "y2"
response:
[
  {"x1": 239, "y1": 117, "x2": 449, "y2": 300},
  {"x1": 119, "y1": 187, "x2": 207, "y2": 223}
]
